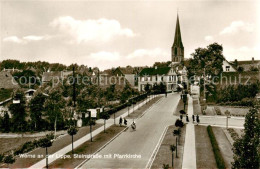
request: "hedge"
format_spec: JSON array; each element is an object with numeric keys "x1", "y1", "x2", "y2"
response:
[
  {"x1": 105, "y1": 93, "x2": 148, "y2": 115},
  {"x1": 207, "y1": 125, "x2": 226, "y2": 169}
]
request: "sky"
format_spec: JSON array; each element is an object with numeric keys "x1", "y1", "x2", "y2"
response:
[{"x1": 1, "y1": 0, "x2": 260, "y2": 70}]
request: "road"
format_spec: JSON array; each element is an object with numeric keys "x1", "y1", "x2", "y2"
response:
[
  {"x1": 80, "y1": 93, "x2": 180, "y2": 168},
  {"x1": 199, "y1": 116, "x2": 245, "y2": 128}
]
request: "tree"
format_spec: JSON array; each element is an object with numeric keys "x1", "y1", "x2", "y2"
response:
[
  {"x1": 144, "y1": 83, "x2": 150, "y2": 93},
  {"x1": 67, "y1": 126, "x2": 78, "y2": 156},
  {"x1": 2, "y1": 112, "x2": 10, "y2": 132},
  {"x1": 187, "y1": 43, "x2": 225, "y2": 78},
  {"x1": 170, "y1": 145, "x2": 176, "y2": 167},
  {"x1": 162, "y1": 164, "x2": 170, "y2": 169},
  {"x1": 175, "y1": 119, "x2": 184, "y2": 128},
  {"x1": 44, "y1": 89, "x2": 65, "y2": 134},
  {"x1": 3, "y1": 154, "x2": 15, "y2": 167},
  {"x1": 29, "y1": 93, "x2": 47, "y2": 131},
  {"x1": 9, "y1": 92, "x2": 27, "y2": 132},
  {"x1": 232, "y1": 108, "x2": 260, "y2": 169},
  {"x1": 38, "y1": 133, "x2": 54, "y2": 169},
  {"x1": 100, "y1": 112, "x2": 110, "y2": 133},
  {"x1": 237, "y1": 66, "x2": 244, "y2": 72}
]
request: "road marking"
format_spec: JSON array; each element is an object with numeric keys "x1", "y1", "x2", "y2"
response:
[
  {"x1": 76, "y1": 95, "x2": 163, "y2": 169},
  {"x1": 145, "y1": 125, "x2": 169, "y2": 169},
  {"x1": 75, "y1": 126, "x2": 129, "y2": 169}
]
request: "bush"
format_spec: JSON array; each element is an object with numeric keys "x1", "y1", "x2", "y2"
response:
[
  {"x1": 0, "y1": 154, "x2": 4, "y2": 163},
  {"x1": 227, "y1": 128, "x2": 239, "y2": 141},
  {"x1": 207, "y1": 126, "x2": 226, "y2": 169},
  {"x1": 175, "y1": 119, "x2": 184, "y2": 128},
  {"x1": 214, "y1": 107, "x2": 222, "y2": 115}
]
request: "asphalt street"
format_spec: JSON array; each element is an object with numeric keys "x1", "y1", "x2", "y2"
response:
[{"x1": 81, "y1": 93, "x2": 180, "y2": 168}]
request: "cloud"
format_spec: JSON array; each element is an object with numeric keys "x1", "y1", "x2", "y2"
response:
[
  {"x1": 23, "y1": 35, "x2": 50, "y2": 41},
  {"x1": 89, "y1": 51, "x2": 120, "y2": 62},
  {"x1": 126, "y1": 48, "x2": 168, "y2": 59},
  {"x1": 220, "y1": 21, "x2": 254, "y2": 35},
  {"x1": 83, "y1": 48, "x2": 169, "y2": 70},
  {"x1": 3, "y1": 35, "x2": 51, "y2": 44},
  {"x1": 50, "y1": 16, "x2": 136, "y2": 44},
  {"x1": 3, "y1": 36, "x2": 24, "y2": 44},
  {"x1": 204, "y1": 35, "x2": 214, "y2": 41}
]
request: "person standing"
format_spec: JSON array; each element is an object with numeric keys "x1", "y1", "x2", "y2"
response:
[
  {"x1": 192, "y1": 114, "x2": 195, "y2": 123},
  {"x1": 119, "y1": 117, "x2": 123, "y2": 126},
  {"x1": 186, "y1": 114, "x2": 189, "y2": 122},
  {"x1": 196, "y1": 114, "x2": 200, "y2": 124},
  {"x1": 124, "y1": 118, "x2": 127, "y2": 126},
  {"x1": 180, "y1": 114, "x2": 183, "y2": 121}
]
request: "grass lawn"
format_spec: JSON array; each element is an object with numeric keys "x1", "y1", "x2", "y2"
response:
[
  {"x1": 212, "y1": 127, "x2": 233, "y2": 168},
  {"x1": 48, "y1": 125, "x2": 125, "y2": 168},
  {"x1": 0, "y1": 137, "x2": 41, "y2": 154},
  {"x1": 126, "y1": 96, "x2": 162, "y2": 119},
  {"x1": 6, "y1": 124, "x2": 102, "y2": 168},
  {"x1": 151, "y1": 125, "x2": 186, "y2": 168},
  {"x1": 195, "y1": 125, "x2": 217, "y2": 168},
  {"x1": 0, "y1": 89, "x2": 12, "y2": 102}
]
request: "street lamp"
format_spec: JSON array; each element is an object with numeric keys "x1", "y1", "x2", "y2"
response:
[
  {"x1": 170, "y1": 145, "x2": 176, "y2": 167},
  {"x1": 173, "y1": 129, "x2": 180, "y2": 158},
  {"x1": 88, "y1": 111, "x2": 93, "y2": 142},
  {"x1": 225, "y1": 110, "x2": 231, "y2": 129}
]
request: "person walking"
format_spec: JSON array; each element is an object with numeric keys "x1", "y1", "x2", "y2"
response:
[
  {"x1": 124, "y1": 118, "x2": 127, "y2": 126},
  {"x1": 119, "y1": 117, "x2": 123, "y2": 126},
  {"x1": 186, "y1": 114, "x2": 189, "y2": 123},
  {"x1": 192, "y1": 114, "x2": 195, "y2": 123},
  {"x1": 196, "y1": 114, "x2": 200, "y2": 124}
]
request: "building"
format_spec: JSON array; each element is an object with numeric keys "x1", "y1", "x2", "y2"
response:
[
  {"x1": 171, "y1": 14, "x2": 184, "y2": 63},
  {"x1": 0, "y1": 72, "x2": 20, "y2": 89},
  {"x1": 42, "y1": 71, "x2": 73, "y2": 83},
  {"x1": 222, "y1": 59, "x2": 237, "y2": 72},
  {"x1": 235, "y1": 57, "x2": 260, "y2": 71},
  {"x1": 138, "y1": 67, "x2": 179, "y2": 92}
]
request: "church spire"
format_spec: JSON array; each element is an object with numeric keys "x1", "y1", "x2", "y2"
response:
[
  {"x1": 171, "y1": 14, "x2": 184, "y2": 63},
  {"x1": 173, "y1": 14, "x2": 183, "y2": 48}
]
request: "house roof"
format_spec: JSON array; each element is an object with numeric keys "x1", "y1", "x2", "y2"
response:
[
  {"x1": 42, "y1": 71, "x2": 63, "y2": 82},
  {"x1": 237, "y1": 60, "x2": 260, "y2": 65},
  {"x1": 0, "y1": 72, "x2": 20, "y2": 89},
  {"x1": 139, "y1": 67, "x2": 171, "y2": 76}
]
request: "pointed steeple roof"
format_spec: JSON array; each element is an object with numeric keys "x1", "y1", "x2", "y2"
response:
[{"x1": 173, "y1": 14, "x2": 184, "y2": 48}]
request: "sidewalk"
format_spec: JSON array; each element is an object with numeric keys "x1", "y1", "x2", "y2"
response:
[
  {"x1": 29, "y1": 95, "x2": 160, "y2": 168},
  {"x1": 182, "y1": 95, "x2": 196, "y2": 169}
]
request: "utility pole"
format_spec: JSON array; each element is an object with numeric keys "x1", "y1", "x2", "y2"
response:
[{"x1": 203, "y1": 67, "x2": 206, "y2": 102}]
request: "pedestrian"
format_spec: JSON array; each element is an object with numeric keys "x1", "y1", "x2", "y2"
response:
[
  {"x1": 192, "y1": 114, "x2": 195, "y2": 123},
  {"x1": 124, "y1": 118, "x2": 127, "y2": 126},
  {"x1": 196, "y1": 114, "x2": 200, "y2": 124},
  {"x1": 119, "y1": 117, "x2": 123, "y2": 126},
  {"x1": 186, "y1": 114, "x2": 189, "y2": 122},
  {"x1": 180, "y1": 114, "x2": 183, "y2": 121}
]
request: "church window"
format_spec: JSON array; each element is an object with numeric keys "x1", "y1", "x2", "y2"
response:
[{"x1": 175, "y1": 47, "x2": 177, "y2": 55}]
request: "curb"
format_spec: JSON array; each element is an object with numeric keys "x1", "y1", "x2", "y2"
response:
[
  {"x1": 145, "y1": 125, "x2": 170, "y2": 169},
  {"x1": 76, "y1": 96, "x2": 162, "y2": 168}
]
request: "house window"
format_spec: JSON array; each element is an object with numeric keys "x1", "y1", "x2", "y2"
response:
[
  {"x1": 156, "y1": 76, "x2": 158, "y2": 81},
  {"x1": 226, "y1": 66, "x2": 230, "y2": 72},
  {"x1": 161, "y1": 76, "x2": 164, "y2": 81}
]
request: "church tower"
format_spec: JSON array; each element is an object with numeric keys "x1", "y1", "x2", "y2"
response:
[{"x1": 172, "y1": 14, "x2": 184, "y2": 63}]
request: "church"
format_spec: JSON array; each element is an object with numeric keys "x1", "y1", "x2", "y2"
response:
[{"x1": 138, "y1": 14, "x2": 188, "y2": 92}]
